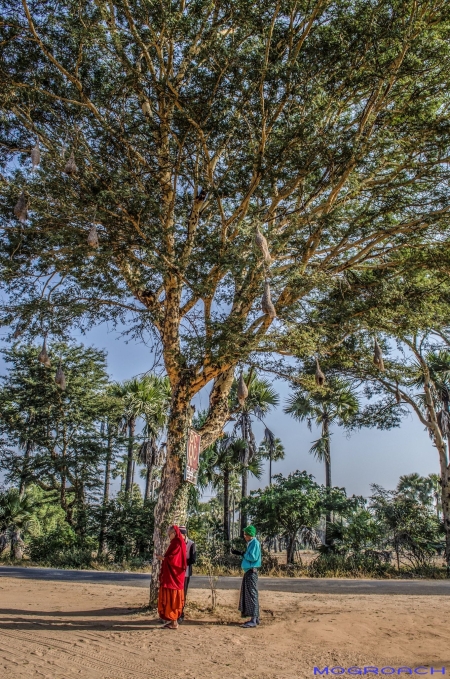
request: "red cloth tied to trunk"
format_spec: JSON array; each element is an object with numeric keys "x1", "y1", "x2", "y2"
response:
[{"x1": 159, "y1": 525, "x2": 187, "y2": 590}]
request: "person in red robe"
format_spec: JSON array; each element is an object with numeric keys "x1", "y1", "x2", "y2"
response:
[{"x1": 155, "y1": 525, "x2": 187, "y2": 629}]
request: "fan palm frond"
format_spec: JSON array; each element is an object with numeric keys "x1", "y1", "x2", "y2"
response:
[{"x1": 309, "y1": 435, "x2": 331, "y2": 464}]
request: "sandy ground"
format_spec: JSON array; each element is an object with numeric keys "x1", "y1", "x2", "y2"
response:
[{"x1": 0, "y1": 577, "x2": 448, "y2": 679}]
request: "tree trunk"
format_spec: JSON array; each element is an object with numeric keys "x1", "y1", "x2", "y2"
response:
[
  {"x1": 240, "y1": 410, "x2": 250, "y2": 534},
  {"x1": 435, "y1": 493, "x2": 440, "y2": 522},
  {"x1": 98, "y1": 429, "x2": 113, "y2": 555},
  {"x1": 223, "y1": 465, "x2": 230, "y2": 542},
  {"x1": 19, "y1": 440, "x2": 33, "y2": 498},
  {"x1": 11, "y1": 529, "x2": 24, "y2": 560},
  {"x1": 149, "y1": 387, "x2": 192, "y2": 605},
  {"x1": 439, "y1": 456, "x2": 450, "y2": 575},
  {"x1": 240, "y1": 467, "x2": 248, "y2": 534},
  {"x1": 421, "y1": 373, "x2": 450, "y2": 575},
  {"x1": 324, "y1": 418, "x2": 332, "y2": 541},
  {"x1": 287, "y1": 534, "x2": 296, "y2": 565},
  {"x1": 145, "y1": 465, "x2": 153, "y2": 501},
  {"x1": 231, "y1": 494, "x2": 235, "y2": 542},
  {"x1": 0, "y1": 531, "x2": 8, "y2": 555},
  {"x1": 125, "y1": 418, "x2": 135, "y2": 494},
  {"x1": 395, "y1": 542, "x2": 400, "y2": 571},
  {"x1": 149, "y1": 368, "x2": 234, "y2": 605}
]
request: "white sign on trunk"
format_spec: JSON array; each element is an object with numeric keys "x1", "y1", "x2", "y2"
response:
[{"x1": 185, "y1": 429, "x2": 201, "y2": 485}]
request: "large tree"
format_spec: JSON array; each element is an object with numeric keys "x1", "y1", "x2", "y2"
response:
[
  {"x1": 228, "y1": 370, "x2": 279, "y2": 530},
  {"x1": 242, "y1": 470, "x2": 358, "y2": 564},
  {"x1": 201, "y1": 435, "x2": 262, "y2": 542},
  {"x1": 1, "y1": 0, "x2": 450, "y2": 598},
  {"x1": 111, "y1": 375, "x2": 170, "y2": 495},
  {"x1": 309, "y1": 332, "x2": 450, "y2": 572},
  {"x1": 0, "y1": 342, "x2": 111, "y2": 529},
  {"x1": 285, "y1": 376, "x2": 359, "y2": 537}
]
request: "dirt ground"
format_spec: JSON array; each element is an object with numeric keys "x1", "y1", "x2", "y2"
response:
[{"x1": 0, "y1": 577, "x2": 448, "y2": 679}]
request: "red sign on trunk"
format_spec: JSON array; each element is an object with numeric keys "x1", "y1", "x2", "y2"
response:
[{"x1": 185, "y1": 429, "x2": 201, "y2": 485}]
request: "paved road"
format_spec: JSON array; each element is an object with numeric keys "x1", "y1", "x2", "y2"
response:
[{"x1": 1, "y1": 565, "x2": 450, "y2": 595}]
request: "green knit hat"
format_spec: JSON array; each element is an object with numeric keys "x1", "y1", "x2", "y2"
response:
[{"x1": 243, "y1": 525, "x2": 256, "y2": 537}]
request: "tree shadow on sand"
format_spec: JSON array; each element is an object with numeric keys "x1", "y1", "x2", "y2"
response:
[{"x1": 0, "y1": 609, "x2": 245, "y2": 631}]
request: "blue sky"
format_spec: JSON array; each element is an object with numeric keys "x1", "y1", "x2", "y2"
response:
[
  {"x1": 0, "y1": 320, "x2": 438, "y2": 498},
  {"x1": 61, "y1": 322, "x2": 440, "y2": 498}
]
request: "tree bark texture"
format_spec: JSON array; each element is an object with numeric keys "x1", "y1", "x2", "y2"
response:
[
  {"x1": 223, "y1": 465, "x2": 230, "y2": 542},
  {"x1": 145, "y1": 465, "x2": 153, "y2": 501},
  {"x1": 421, "y1": 373, "x2": 450, "y2": 574},
  {"x1": 287, "y1": 534, "x2": 296, "y2": 565},
  {"x1": 149, "y1": 385, "x2": 192, "y2": 604},
  {"x1": 149, "y1": 366, "x2": 235, "y2": 603},
  {"x1": 240, "y1": 468, "x2": 248, "y2": 535},
  {"x1": 323, "y1": 418, "x2": 332, "y2": 537},
  {"x1": 98, "y1": 430, "x2": 113, "y2": 555},
  {"x1": 11, "y1": 530, "x2": 24, "y2": 560},
  {"x1": 125, "y1": 418, "x2": 135, "y2": 493},
  {"x1": 381, "y1": 350, "x2": 450, "y2": 575}
]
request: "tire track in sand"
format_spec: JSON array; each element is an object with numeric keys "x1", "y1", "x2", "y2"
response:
[{"x1": 0, "y1": 628, "x2": 169, "y2": 679}]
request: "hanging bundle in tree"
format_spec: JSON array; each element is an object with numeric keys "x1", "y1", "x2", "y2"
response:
[
  {"x1": 38, "y1": 337, "x2": 51, "y2": 367},
  {"x1": 237, "y1": 372, "x2": 248, "y2": 406},
  {"x1": 13, "y1": 192, "x2": 28, "y2": 222},
  {"x1": 315, "y1": 358, "x2": 325, "y2": 387},
  {"x1": 55, "y1": 364, "x2": 66, "y2": 390},
  {"x1": 239, "y1": 440, "x2": 250, "y2": 466},
  {"x1": 138, "y1": 440, "x2": 153, "y2": 466},
  {"x1": 373, "y1": 338, "x2": 385, "y2": 371},
  {"x1": 12, "y1": 323, "x2": 23, "y2": 340},
  {"x1": 141, "y1": 100, "x2": 152, "y2": 116},
  {"x1": 31, "y1": 141, "x2": 40, "y2": 169},
  {"x1": 395, "y1": 382, "x2": 401, "y2": 404},
  {"x1": 261, "y1": 281, "x2": 276, "y2": 319},
  {"x1": 87, "y1": 224, "x2": 99, "y2": 248},
  {"x1": 437, "y1": 410, "x2": 450, "y2": 437},
  {"x1": 64, "y1": 152, "x2": 78, "y2": 175},
  {"x1": 255, "y1": 228, "x2": 272, "y2": 264}
]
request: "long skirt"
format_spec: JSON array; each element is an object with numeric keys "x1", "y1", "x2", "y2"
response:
[
  {"x1": 158, "y1": 586, "x2": 185, "y2": 621},
  {"x1": 238, "y1": 568, "x2": 259, "y2": 619}
]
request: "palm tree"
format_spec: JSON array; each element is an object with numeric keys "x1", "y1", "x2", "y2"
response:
[
  {"x1": 229, "y1": 370, "x2": 279, "y2": 531},
  {"x1": 98, "y1": 385, "x2": 126, "y2": 553},
  {"x1": 111, "y1": 375, "x2": 170, "y2": 495},
  {"x1": 112, "y1": 456, "x2": 128, "y2": 492},
  {"x1": 136, "y1": 375, "x2": 171, "y2": 500},
  {"x1": 0, "y1": 488, "x2": 36, "y2": 559},
  {"x1": 200, "y1": 436, "x2": 263, "y2": 542},
  {"x1": 285, "y1": 377, "x2": 359, "y2": 535},
  {"x1": 258, "y1": 432, "x2": 285, "y2": 485},
  {"x1": 397, "y1": 473, "x2": 434, "y2": 506}
]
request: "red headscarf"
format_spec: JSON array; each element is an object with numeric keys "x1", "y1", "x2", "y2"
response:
[{"x1": 159, "y1": 525, "x2": 187, "y2": 589}]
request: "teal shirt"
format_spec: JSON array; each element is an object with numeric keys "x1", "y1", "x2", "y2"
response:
[{"x1": 241, "y1": 537, "x2": 261, "y2": 572}]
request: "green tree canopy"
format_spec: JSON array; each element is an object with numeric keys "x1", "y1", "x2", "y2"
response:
[
  {"x1": 285, "y1": 376, "x2": 359, "y2": 532},
  {"x1": 370, "y1": 483, "x2": 443, "y2": 570},
  {"x1": 0, "y1": 342, "x2": 112, "y2": 528},
  {"x1": 1, "y1": 0, "x2": 450, "y2": 594},
  {"x1": 242, "y1": 469, "x2": 359, "y2": 563}
]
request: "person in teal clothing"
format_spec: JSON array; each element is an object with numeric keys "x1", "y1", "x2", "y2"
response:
[{"x1": 232, "y1": 525, "x2": 261, "y2": 628}]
